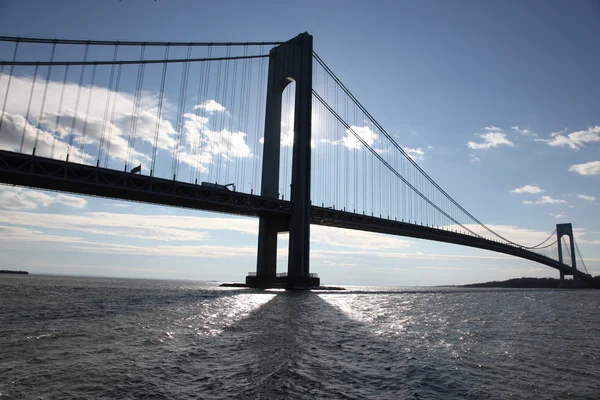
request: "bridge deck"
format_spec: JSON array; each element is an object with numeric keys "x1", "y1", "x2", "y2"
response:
[{"x1": 0, "y1": 150, "x2": 590, "y2": 281}]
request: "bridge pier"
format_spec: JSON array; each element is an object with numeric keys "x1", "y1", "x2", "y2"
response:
[
  {"x1": 557, "y1": 223, "x2": 577, "y2": 286},
  {"x1": 559, "y1": 271, "x2": 566, "y2": 287},
  {"x1": 246, "y1": 33, "x2": 319, "y2": 289}
]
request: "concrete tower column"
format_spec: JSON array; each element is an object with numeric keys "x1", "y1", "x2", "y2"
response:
[
  {"x1": 556, "y1": 223, "x2": 577, "y2": 285},
  {"x1": 248, "y1": 33, "x2": 318, "y2": 288}
]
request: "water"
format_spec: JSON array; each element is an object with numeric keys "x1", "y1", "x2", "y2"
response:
[{"x1": 1, "y1": 275, "x2": 599, "y2": 399}]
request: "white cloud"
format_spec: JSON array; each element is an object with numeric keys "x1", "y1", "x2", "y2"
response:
[
  {"x1": 179, "y1": 112, "x2": 253, "y2": 170},
  {"x1": 281, "y1": 226, "x2": 413, "y2": 250},
  {"x1": 0, "y1": 112, "x2": 95, "y2": 163},
  {"x1": 577, "y1": 194, "x2": 596, "y2": 202},
  {"x1": 0, "y1": 186, "x2": 86, "y2": 210},
  {"x1": 2, "y1": 203, "x2": 590, "y2": 268},
  {"x1": 0, "y1": 210, "x2": 262, "y2": 242},
  {"x1": 511, "y1": 126, "x2": 533, "y2": 135},
  {"x1": 281, "y1": 129, "x2": 294, "y2": 147},
  {"x1": 202, "y1": 128, "x2": 252, "y2": 159},
  {"x1": 0, "y1": 224, "x2": 89, "y2": 244},
  {"x1": 403, "y1": 147, "x2": 424, "y2": 161},
  {"x1": 548, "y1": 212, "x2": 566, "y2": 219},
  {"x1": 193, "y1": 100, "x2": 226, "y2": 113},
  {"x1": 311, "y1": 226, "x2": 412, "y2": 250},
  {"x1": 54, "y1": 194, "x2": 87, "y2": 208},
  {"x1": 341, "y1": 125, "x2": 378, "y2": 150},
  {"x1": 550, "y1": 128, "x2": 568, "y2": 138},
  {"x1": 0, "y1": 75, "x2": 174, "y2": 165},
  {"x1": 416, "y1": 266, "x2": 465, "y2": 271},
  {"x1": 510, "y1": 185, "x2": 544, "y2": 194},
  {"x1": 0, "y1": 76, "x2": 255, "y2": 177},
  {"x1": 469, "y1": 154, "x2": 481, "y2": 162},
  {"x1": 569, "y1": 161, "x2": 600, "y2": 176},
  {"x1": 522, "y1": 196, "x2": 566, "y2": 205},
  {"x1": 484, "y1": 125, "x2": 502, "y2": 132},
  {"x1": 0, "y1": 225, "x2": 256, "y2": 258},
  {"x1": 467, "y1": 127, "x2": 514, "y2": 150},
  {"x1": 537, "y1": 126, "x2": 600, "y2": 150},
  {"x1": 0, "y1": 203, "x2": 414, "y2": 250},
  {"x1": 323, "y1": 260, "x2": 358, "y2": 268}
]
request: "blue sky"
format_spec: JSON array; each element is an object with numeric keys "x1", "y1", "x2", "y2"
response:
[{"x1": 0, "y1": 0, "x2": 598, "y2": 285}]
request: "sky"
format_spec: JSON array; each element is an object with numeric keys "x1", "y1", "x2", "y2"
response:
[{"x1": 0, "y1": 0, "x2": 598, "y2": 286}]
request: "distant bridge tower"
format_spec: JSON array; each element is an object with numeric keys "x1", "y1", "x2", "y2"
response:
[
  {"x1": 246, "y1": 33, "x2": 319, "y2": 288},
  {"x1": 556, "y1": 223, "x2": 577, "y2": 284}
]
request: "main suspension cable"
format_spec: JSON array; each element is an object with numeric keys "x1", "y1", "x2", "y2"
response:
[
  {"x1": 0, "y1": 54, "x2": 269, "y2": 67},
  {"x1": 0, "y1": 36, "x2": 283, "y2": 47},
  {"x1": 574, "y1": 239, "x2": 589, "y2": 274},
  {"x1": 313, "y1": 90, "x2": 482, "y2": 238},
  {"x1": 528, "y1": 229, "x2": 557, "y2": 249},
  {"x1": 312, "y1": 52, "x2": 555, "y2": 249}
]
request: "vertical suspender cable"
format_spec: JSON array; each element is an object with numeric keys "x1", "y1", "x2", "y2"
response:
[
  {"x1": 33, "y1": 41, "x2": 57, "y2": 155},
  {"x1": 345, "y1": 96, "x2": 349, "y2": 210},
  {"x1": 252, "y1": 48, "x2": 266, "y2": 192},
  {"x1": 0, "y1": 39, "x2": 20, "y2": 135},
  {"x1": 215, "y1": 46, "x2": 231, "y2": 183},
  {"x1": 208, "y1": 53, "x2": 223, "y2": 182},
  {"x1": 574, "y1": 239, "x2": 588, "y2": 274},
  {"x1": 67, "y1": 43, "x2": 89, "y2": 161},
  {"x1": 51, "y1": 65, "x2": 69, "y2": 159},
  {"x1": 98, "y1": 44, "x2": 119, "y2": 165},
  {"x1": 234, "y1": 46, "x2": 247, "y2": 188},
  {"x1": 79, "y1": 64, "x2": 97, "y2": 161},
  {"x1": 225, "y1": 51, "x2": 238, "y2": 186},
  {"x1": 241, "y1": 48, "x2": 253, "y2": 192},
  {"x1": 104, "y1": 64, "x2": 122, "y2": 168},
  {"x1": 20, "y1": 64, "x2": 39, "y2": 153},
  {"x1": 126, "y1": 45, "x2": 146, "y2": 171},
  {"x1": 172, "y1": 45, "x2": 191, "y2": 180},
  {"x1": 197, "y1": 45, "x2": 213, "y2": 181},
  {"x1": 239, "y1": 46, "x2": 251, "y2": 191},
  {"x1": 188, "y1": 54, "x2": 203, "y2": 183},
  {"x1": 191, "y1": 45, "x2": 211, "y2": 183},
  {"x1": 151, "y1": 45, "x2": 169, "y2": 177}
]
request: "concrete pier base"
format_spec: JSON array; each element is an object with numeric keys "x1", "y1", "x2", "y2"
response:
[{"x1": 245, "y1": 274, "x2": 320, "y2": 289}]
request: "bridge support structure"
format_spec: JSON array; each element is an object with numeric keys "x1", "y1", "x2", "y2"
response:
[
  {"x1": 556, "y1": 223, "x2": 577, "y2": 286},
  {"x1": 246, "y1": 33, "x2": 319, "y2": 289}
]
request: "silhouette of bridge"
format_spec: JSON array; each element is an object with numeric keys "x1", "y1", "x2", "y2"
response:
[{"x1": 0, "y1": 33, "x2": 591, "y2": 287}]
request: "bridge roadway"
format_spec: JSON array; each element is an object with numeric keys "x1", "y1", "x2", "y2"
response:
[{"x1": 0, "y1": 149, "x2": 591, "y2": 282}]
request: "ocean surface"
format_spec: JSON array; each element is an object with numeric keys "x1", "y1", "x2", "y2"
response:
[{"x1": 1, "y1": 275, "x2": 599, "y2": 399}]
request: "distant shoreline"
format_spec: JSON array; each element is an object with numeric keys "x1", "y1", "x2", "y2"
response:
[
  {"x1": 0, "y1": 270, "x2": 29, "y2": 275},
  {"x1": 462, "y1": 276, "x2": 600, "y2": 289}
]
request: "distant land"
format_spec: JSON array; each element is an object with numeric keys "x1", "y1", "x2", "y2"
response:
[
  {"x1": 462, "y1": 276, "x2": 600, "y2": 289},
  {"x1": 0, "y1": 270, "x2": 29, "y2": 275}
]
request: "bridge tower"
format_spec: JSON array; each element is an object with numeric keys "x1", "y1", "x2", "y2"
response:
[
  {"x1": 556, "y1": 223, "x2": 577, "y2": 284},
  {"x1": 246, "y1": 33, "x2": 319, "y2": 288}
]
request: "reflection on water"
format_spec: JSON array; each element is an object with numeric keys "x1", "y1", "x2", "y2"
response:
[
  {"x1": 1, "y1": 276, "x2": 599, "y2": 399},
  {"x1": 175, "y1": 292, "x2": 276, "y2": 337}
]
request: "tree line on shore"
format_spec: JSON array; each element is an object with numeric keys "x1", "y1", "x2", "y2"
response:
[{"x1": 463, "y1": 276, "x2": 600, "y2": 289}]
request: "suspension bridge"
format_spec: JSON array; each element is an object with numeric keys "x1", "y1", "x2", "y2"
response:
[{"x1": 0, "y1": 33, "x2": 591, "y2": 288}]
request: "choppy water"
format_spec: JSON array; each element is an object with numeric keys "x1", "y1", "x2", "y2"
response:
[{"x1": 1, "y1": 275, "x2": 599, "y2": 399}]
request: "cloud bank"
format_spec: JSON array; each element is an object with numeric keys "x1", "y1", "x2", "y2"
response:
[{"x1": 467, "y1": 126, "x2": 514, "y2": 150}]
